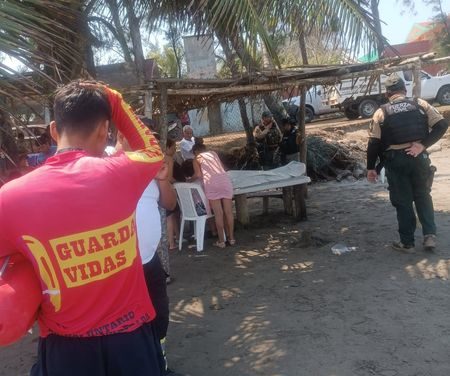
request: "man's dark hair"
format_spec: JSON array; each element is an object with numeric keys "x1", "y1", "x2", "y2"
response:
[{"x1": 53, "y1": 81, "x2": 111, "y2": 136}]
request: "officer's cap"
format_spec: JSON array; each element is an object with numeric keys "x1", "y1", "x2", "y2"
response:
[
  {"x1": 385, "y1": 74, "x2": 406, "y2": 92},
  {"x1": 262, "y1": 110, "x2": 272, "y2": 118}
]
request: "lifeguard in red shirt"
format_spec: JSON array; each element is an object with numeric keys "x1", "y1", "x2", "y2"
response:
[{"x1": 0, "y1": 82, "x2": 165, "y2": 375}]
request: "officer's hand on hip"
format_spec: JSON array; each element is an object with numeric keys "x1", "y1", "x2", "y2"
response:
[
  {"x1": 367, "y1": 169, "x2": 378, "y2": 183},
  {"x1": 405, "y1": 142, "x2": 425, "y2": 157}
]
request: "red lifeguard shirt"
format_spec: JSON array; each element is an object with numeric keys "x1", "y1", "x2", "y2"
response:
[{"x1": 0, "y1": 88, "x2": 163, "y2": 337}]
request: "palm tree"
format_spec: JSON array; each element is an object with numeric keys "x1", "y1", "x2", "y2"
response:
[
  {"x1": 0, "y1": 0, "x2": 84, "y2": 160},
  {"x1": 139, "y1": 0, "x2": 385, "y2": 131},
  {"x1": 144, "y1": 0, "x2": 384, "y2": 66}
]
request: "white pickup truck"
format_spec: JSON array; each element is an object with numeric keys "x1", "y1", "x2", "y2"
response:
[
  {"x1": 330, "y1": 70, "x2": 450, "y2": 119},
  {"x1": 282, "y1": 85, "x2": 337, "y2": 123}
]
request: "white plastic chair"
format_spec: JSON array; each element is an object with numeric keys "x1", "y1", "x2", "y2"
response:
[{"x1": 173, "y1": 182, "x2": 214, "y2": 252}]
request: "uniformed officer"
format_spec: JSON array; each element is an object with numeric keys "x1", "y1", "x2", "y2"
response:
[
  {"x1": 254, "y1": 111, "x2": 283, "y2": 169},
  {"x1": 367, "y1": 74, "x2": 448, "y2": 252}
]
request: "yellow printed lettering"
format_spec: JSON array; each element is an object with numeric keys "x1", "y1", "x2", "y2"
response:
[
  {"x1": 118, "y1": 225, "x2": 130, "y2": 243},
  {"x1": 87, "y1": 261, "x2": 102, "y2": 277},
  {"x1": 50, "y1": 213, "x2": 137, "y2": 288},
  {"x1": 78, "y1": 263, "x2": 89, "y2": 280},
  {"x1": 87, "y1": 236, "x2": 103, "y2": 254},
  {"x1": 56, "y1": 243, "x2": 72, "y2": 261},
  {"x1": 70, "y1": 239, "x2": 86, "y2": 257},
  {"x1": 103, "y1": 256, "x2": 117, "y2": 273},
  {"x1": 115, "y1": 250, "x2": 126, "y2": 268},
  {"x1": 102, "y1": 232, "x2": 118, "y2": 249},
  {"x1": 63, "y1": 266, "x2": 78, "y2": 283},
  {"x1": 130, "y1": 218, "x2": 136, "y2": 236}
]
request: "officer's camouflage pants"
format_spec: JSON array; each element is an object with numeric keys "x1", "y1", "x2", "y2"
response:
[{"x1": 385, "y1": 150, "x2": 436, "y2": 246}]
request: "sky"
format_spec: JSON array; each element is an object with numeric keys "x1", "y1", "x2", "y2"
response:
[{"x1": 378, "y1": 0, "x2": 450, "y2": 45}]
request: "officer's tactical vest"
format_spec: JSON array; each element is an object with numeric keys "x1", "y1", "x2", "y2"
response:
[{"x1": 380, "y1": 98, "x2": 428, "y2": 146}]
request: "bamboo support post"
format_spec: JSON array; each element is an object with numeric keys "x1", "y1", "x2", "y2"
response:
[
  {"x1": 144, "y1": 90, "x2": 153, "y2": 119},
  {"x1": 293, "y1": 85, "x2": 308, "y2": 221},
  {"x1": 283, "y1": 187, "x2": 294, "y2": 215},
  {"x1": 159, "y1": 83, "x2": 168, "y2": 151},
  {"x1": 262, "y1": 197, "x2": 269, "y2": 215},
  {"x1": 412, "y1": 61, "x2": 422, "y2": 98}
]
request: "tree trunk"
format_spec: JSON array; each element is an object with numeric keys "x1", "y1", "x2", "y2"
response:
[
  {"x1": 105, "y1": 0, "x2": 134, "y2": 64},
  {"x1": 298, "y1": 28, "x2": 309, "y2": 65},
  {"x1": 124, "y1": 0, "x2": 146, "y2": 83},
  {"x1": 216, "y1": 32, "x2": 254, "y2": 143},
  {"x1": 207, "y1": 103, "x2": 223, "y2": 136},
  {"x1": 238, "y1": 99, "x2": 254, "y2": 143},
  {"x1": 81, "y1": 12, "x2": 96, "y2": 77},
  {"x1": 228, "y1": 34, "x2": 287, "y2": 124},
  {"x1": 168, "y1": 23, "x2": 182, "y2": 78}
]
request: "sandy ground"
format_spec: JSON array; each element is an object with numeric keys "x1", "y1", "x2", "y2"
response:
[{"x1": 2, "y1": 141, "x2": 450, "y2": 376}]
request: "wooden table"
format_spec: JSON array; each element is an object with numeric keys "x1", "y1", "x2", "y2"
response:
[{"x1": 232, "y1": 175, "x2": 311, "y2": 225}]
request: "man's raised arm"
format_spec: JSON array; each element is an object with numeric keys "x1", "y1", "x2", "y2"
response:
[{"x1": 105, "y1": 87, "x2": 163, "y2": 162}]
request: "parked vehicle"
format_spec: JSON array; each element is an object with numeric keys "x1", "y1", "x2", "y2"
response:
[
  {"x1": 330, "y1": 70, "x2": 450, "y2": 119},
  {"x1": 282, "y1": 85, "x2": 337, "y2": 123}
]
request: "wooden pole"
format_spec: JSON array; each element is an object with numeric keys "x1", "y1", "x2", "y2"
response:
[
  {"x1": 294, "y1": 85, "x2": 307, "y2": 221},
  {"x1": 412, "y1": 61, "x2": 422, "y2": 98},
  {"x1": 156, "y1": 83, "x2": 169, "y2": 274},
  {"x1": 298, "y1": 86, "x2": 307, "y2": 164},
  {"x1": 159, "y1": 83, "x2": 168, "y2": 151},
  {"x1": 144, "y1": 90, "x2": 153, "y2": 119},
  {"x1": 235, "y1": 194, "x2": 249, "y2": 226}
]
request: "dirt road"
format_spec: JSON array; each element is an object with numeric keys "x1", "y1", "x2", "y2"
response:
[{"x1": 2, "y1": 144, "x2": 450, "y2": 376}]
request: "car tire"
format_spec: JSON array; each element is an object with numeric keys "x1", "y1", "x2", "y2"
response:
[
  {"x1": 344, "y1": 107, "x2": 359, "y2": 120},
  {"x1": 437, "y1": 85, "x2": 450, "y2": 105},
  {"x1": 358, "y1": 99, "x2": 379, "y2": 118},
  {"x1": 305, "y1": 107, "x2": 314, "y2": 123}
]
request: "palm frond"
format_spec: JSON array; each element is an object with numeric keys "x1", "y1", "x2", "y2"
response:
[{"x1": 0, "y1": 0, "x2": 81, "y2": 101}]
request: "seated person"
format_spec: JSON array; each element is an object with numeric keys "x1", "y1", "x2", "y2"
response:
[
  {"x1": 279, "y1": 118, "x2": 300, "y2": 164},
  {"x1": 179, "y1": 125, "x2": 195, "y2": 178},
  {"x1": 254, "y1": 111, "x2": 282, "y2": 169}
]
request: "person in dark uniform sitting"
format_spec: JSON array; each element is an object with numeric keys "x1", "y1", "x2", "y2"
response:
[
  {"x1": 366, "y1": 74, "x2": 448, "y2": 252},
  {"x1": 280, "y1": 118, "x2": 300, "y2": 165}
]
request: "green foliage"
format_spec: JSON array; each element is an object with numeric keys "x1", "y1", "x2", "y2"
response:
[
  {"x1": 0, "y1": 1, "x2": 81, "y2": 97},
  {"x1": 148, "y1": 45, "x2": 184, "y2": 78}
]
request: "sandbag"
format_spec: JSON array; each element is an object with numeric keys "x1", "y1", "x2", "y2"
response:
[{"x1": 0, "y1": 254, "x2": 41, "y2": 346}]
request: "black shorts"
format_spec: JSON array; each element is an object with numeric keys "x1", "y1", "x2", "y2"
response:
[
  {"x1": 30, "y1": 323, "x2": 165, "y2": 376},
  {"x1": 143, "y1": 255, "x2": 169, "y2": 341}
]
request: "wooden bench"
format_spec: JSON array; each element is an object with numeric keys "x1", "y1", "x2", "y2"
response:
[
  {"x1": 232, "y1": 175, "x2": 311, "y2": 225},
  {"x1": 246, "y1": 190, "x2": 283, "y2": 215}
]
